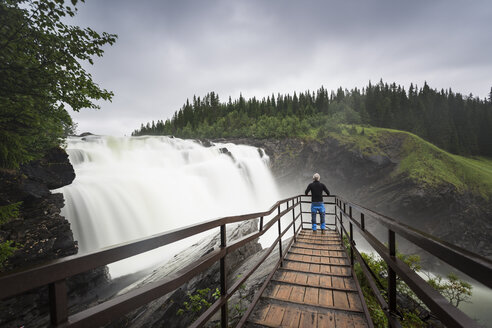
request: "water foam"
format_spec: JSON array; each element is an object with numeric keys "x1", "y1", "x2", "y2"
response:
[{"x1": 58, "y1": 136, "x2": 280, "y2": 277}]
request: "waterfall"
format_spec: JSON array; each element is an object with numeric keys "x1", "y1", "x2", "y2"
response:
[{"x1": 58, "y1": 135, "x2": 280, "y2": 277}]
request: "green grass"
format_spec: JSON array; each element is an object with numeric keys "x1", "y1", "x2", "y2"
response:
[{"x1": 324, "y1": 125, "x2": 492, "y2": 200}]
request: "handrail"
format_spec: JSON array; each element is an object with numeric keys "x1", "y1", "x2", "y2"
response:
[
  {"x1": 333, "y1": 195, "x2": 492, "y2": 328},
  {"x1": 336, "y1": 195, "x2": 492, "y2": 289},
  {"x1": 0, "y1": 196, "x2": 291, "y2": 300},
  {"x1": 1, "y1": 194, "x2": 490, "y2": 328},
  {"x1": 0, "y1": 195, "x2": 308, "y2": 328}
]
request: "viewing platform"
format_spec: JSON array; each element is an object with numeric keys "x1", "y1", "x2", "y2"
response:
[{"x1": 247, "y1": 230, "x2": 371, "y2": 327}]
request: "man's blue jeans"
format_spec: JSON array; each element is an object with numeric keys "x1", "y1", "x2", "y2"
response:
[{"x1": 311, "y1": 202, "x2": 325, "y2": 231}]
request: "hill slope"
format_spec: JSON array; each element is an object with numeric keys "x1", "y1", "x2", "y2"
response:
[
  {"x1": 217, "y1": 126, "x2": 492, "y2": 257},
  {"x1": 330, "y1": 126, "x2": 492, "y2": 200}
]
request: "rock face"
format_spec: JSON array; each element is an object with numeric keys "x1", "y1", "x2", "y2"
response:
[
  {"x1": 212, "y1": 137, "x2": 492, "y2": 259},
  {"x1": 0, "y1": 147, "x2": 109, "y2": 328},
  {"x1": 0, "y1": 147, "x2": 77, "y2": 268}
]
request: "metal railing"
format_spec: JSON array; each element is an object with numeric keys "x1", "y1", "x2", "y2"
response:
[
  {"x1": 0, "y1": 195, "x2": 306, "y2": 328},
  {"x1": 333, "y1": 195, "x2": 492, "y2": 328},
  {"x1": 1, "y1": 194, "x2": 490, "y2": 327}
]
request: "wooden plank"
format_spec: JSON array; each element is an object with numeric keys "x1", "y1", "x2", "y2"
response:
[
  {"x1": 248, "y1": 228, "x2": 369, "y2": 328},
  {"x1": 290, "y1": 286, "x2": 306, "y2": 303},
  {"x1": 318, "y1": 289, "x2": 334, "y2": 307},
  {"x1": 310, "y1": 263, "x2": 321, "y2": 273},
  {"x1": 268, "y1": 284, "x2": 280, "y2": 298},
  {"x1": 295, "y1": 272, "x2": 308, "y2": 285},
  {"x1": 299, "y1": 262, "x2": 310, "y2": 271},
  {"x1": 298, "y1": 241, "x2": 341, "y2": 246},
  {"x1": 319, "y1": 275, "x2": 332, "y2": 288},
  {"x1": 347, "y1": 292, "x2": 363, "y2": 312},
  {"x1": 281, "y1": 306, "x2": 302, "y2": 327},
  {"x1": 343, "y1": 278, "x2": 356, "y2": 290},
  {"x1": 299, "y1": 310, "x2": 318, "y2": 328},
  {"x1": 352, "y1": 314, "x2": 369, "y2": 328},
  {"x1": 332, "y1": 277, "x2": 345, "y2": 289},
  {"x1": 317, "y1": 312, "x2": 336, "y2": 328},
  {"x1": 330, "y1": 257, "x2": 341, "y2": 265},
  {"x1": 319, "y1": 264, "x2": 331, "y2": 275},
  {"x1": 285, "y1": 261, "x2": 300, "y2": 271},
  {"x1": 275, "y1": 284, "x2": 293, "y2": 301},
  {"x1": 263, "y1": 304, "x2": 286, "y2": 327},
  {"x1": 283, "y1": 271, "x2": 297, "y2": 283},
  {"x1": 335, "y1": 312, "x2": 356, "y2": 328},
  {"x1": 331, "y1": 266, "x2": 342, "y2": 275},
  {"x1": 290, "y1": 254, "x2": 302, "y2": 261},
  {"x1": 276, "y1": 270, "x2": 286, "y2": 280},
  {"x1": 304, "y1": 287, "x2": 319, "y2": 305},
  {"x1": 296, "y1": 243, "x2": 343, "y2": 251},
  {"x1": 333, "y1": 290, "x2": 350, "y2": 310},
  {"x1": 331, "y1": 266, "x2": 350, "y2": 275},
  {"x1": 307, "y1": 274, "x2": 320, "y2": 286},
  {"x1": 252, "y1": 303, "x2": 270, "y2": 322}
]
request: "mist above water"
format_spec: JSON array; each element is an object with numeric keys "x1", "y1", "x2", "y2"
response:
[{"x1": 58, "y1": 136, "x2": 280, "y2": 276}]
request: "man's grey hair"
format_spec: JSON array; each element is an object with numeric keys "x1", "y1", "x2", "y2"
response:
[{"x1": 313, "y1": 173, "x2": 320, "y2": 181}]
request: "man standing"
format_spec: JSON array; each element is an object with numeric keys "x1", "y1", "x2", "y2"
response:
[{"x1": 305, "y1": 173, "x2": 330, "y2": 232}]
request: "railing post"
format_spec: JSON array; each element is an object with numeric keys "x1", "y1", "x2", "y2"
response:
[
  {"x1": 259, "y1": 216, "x2": 263, "y2": 231},
  {"x1": 349, "y1": 206, "x2": 354, "y2": 266},
  {"x1": 334, "y1": 198, "x2": 338, "y2": 231},
  {"x1": 220, "y1": 224, "x2": 228, "y2": 328},
  {"x1": 339, "y1": 209, "x2": 343, "y2": 246},
  {"x1": 388, "y1": 229, "x2": 397, "y2": 321},
  {"x1": 49, "y1": 279, "x2": 68, "y2": 326},
  {"x1": 292, "y1": 199, "x2": 297, "y2": 243},
  {"x1": 299, "y1": 196, "x2": 303, "y2": 229},
  {"x1": 278, "y1": 205, "x2": 283, "y2": 267},
  {"x1": 361, "y1": 212, "x2": 365, "y2": 231}
]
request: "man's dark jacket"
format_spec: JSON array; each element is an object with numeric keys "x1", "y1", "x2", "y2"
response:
[{"x1": 305, "y1": 181, "x2": 330, "y2": 202}]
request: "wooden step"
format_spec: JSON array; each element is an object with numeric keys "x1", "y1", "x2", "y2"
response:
[
  {"x1": 272, "y1": 270, "x2": 357, "y2": 292},
  {"x1": 282, "y1": 260, "x2": 352, "y2": 277},
  {"x1": 248, "y1": 300, "x2": 368, "y2": 327}
]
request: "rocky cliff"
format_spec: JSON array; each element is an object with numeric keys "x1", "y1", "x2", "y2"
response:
[
  {"x1": 212, "y1": 136, "x2": 492, "y2": 259},
  {"x1": 0, "y1": 147, "x2": 109, "y2": 328}
]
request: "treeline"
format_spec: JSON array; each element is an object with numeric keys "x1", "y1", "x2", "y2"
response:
[{"x1": 132, "y1": 81, "x2": 492, "y2": 156}]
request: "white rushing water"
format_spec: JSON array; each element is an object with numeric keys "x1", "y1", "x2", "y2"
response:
[{"x1": 58, "y1": 135, "x2": 280, "y2": 277}]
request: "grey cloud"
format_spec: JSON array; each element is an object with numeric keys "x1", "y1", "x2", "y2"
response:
[{"x1": 68, "y1": 0, "x2": 491, "y2": 136}]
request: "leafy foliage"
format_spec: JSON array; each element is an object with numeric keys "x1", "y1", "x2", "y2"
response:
[
  {"x1": 0, "y1": 240, "x2": 18, "y2": 269},
  {"x1": 231, "y1": 275, "x2": 248, "y2": 317},
  {"x1": 0, "y1": 0, "x2": 116, "y2": 168},
  {"x1": 354, "y1": 250, "x2": 472, "y2": 327},
  {"x1": 176, "y1": 288, "x2": 220, "y2": 321},
  {"x1": 133, "y1": 81, "x2": 492, "y2": 158},
  {"x1": 0, "y1": 202, "x2": 22, "y2": 268},
  {"x1": 426, "y1": 273, "x2": 472, "y2": 307},
  {"x1": 0, "y1": 202, "x2": 21, "y2": 225}
]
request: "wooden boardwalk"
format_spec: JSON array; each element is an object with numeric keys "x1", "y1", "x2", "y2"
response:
[{"x1": 246, "y1": 230, "x2": 372, "y2": 328}]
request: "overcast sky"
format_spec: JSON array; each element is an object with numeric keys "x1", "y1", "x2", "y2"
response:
[{"x1": 69, "y1": 0, "x2": 492, "y2": 136}]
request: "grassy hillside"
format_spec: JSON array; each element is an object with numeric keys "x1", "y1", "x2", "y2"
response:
[{"x1": 323, "y1": 125, "x2": 492, "y2": 200}]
